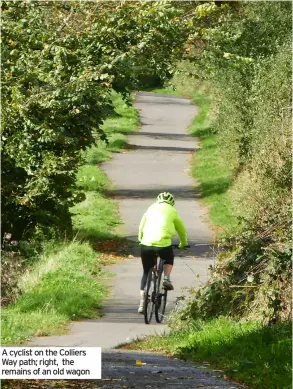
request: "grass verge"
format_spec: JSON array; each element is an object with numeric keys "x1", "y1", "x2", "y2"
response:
[
  {"x1": 139, "y1": 66, "x2": 292, "y2": 389},
  {"x1": 2, "y1": 242, "x2": 104, "y2": 345},
  {"x1": 1, "y1": 91, "x2": 139, "y2": 345},
  {"x1": 188, "y1": 92, "x2": 239, "y2": 237},
  {"x1": 83, "y1": 91, "x2": 139, "y2": 164},
  {"x1": 73, "y1": 91, "x2": 139, "y2": 244},
  {"x1": 122, "y1": 317, "x2": 292, "y2": 389},
  {"x1": 151, "y1": 71, "x2": 238, "y2": 237}
]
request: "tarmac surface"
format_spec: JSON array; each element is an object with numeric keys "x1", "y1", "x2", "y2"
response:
[{"x1": 27, "y1": 92, "x2": 244, "y2": 388}]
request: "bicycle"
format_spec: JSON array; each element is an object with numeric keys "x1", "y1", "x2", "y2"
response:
[{"x1": 143, "y1": 244, "x2": 190, "y2": 325}]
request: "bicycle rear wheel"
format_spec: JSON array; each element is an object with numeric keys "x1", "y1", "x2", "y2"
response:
[
  {"x1": 144, "y1": 268, "x2": 155, "y2": 324},
  {"x1": 155, "y1": 265, "x2": 168, "y2": 323}
]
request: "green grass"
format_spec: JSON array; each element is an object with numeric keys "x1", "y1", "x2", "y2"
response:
[
  {"x1": 82, "y1": 91, "x2": 139, "y2": 164},
  {"x1": 134, "y1": 68, "x2": 293, "y2": 389},
  {"x1": 188, "y1": 92, "x2": 239, "y2": 237},
  {"x1": 152, "y1": 71, "x2": 238, "y2": 237},
  {"x1": 123, "y1": 317, "x2": 292, "y2": 389},
  {"x1": 72, "y1": 191, "x2": 120, "y2": 243},
  {"x1": 2, "y1": 242, "x2": 105, "y2": 344},
  {"x1": 103, "y1": 91, "x2": 139, "y2": 135},
  {"x1": 76, "y1": 164, "x2": 110, "y2": 192},
  {"x1": 1, "y1": 90, "x2": 139, "y2": 345},
  {"x1": 1, "y1": 310, "x2": 68, "y2": 345},
  {"x1": 73, "y1": 91, "x2": 139, "y2": 243}
]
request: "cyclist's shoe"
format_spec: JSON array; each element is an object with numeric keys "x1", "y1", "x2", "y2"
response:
[
  {"x1": 163, "y1": 277, "x2": 174, "y2": 291},
  {"x1": 138, "y1": 300, "x2": 144, "y2": 314}
]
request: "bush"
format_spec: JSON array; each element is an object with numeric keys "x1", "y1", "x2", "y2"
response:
[
  {"x1": 171, "y1": 2, "x2": 292, "y2": 322},
  {"x1": 1, "y1": 1, "x2": 188, "y2": 241}
]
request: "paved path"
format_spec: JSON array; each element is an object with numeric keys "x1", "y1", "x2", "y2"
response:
[
  {"x1": 7, "y1": 350, "x2": 244, "y2": 388},
  {"x1": 27, "y1": 93, "x2": 243, "y2": 388},
  {"x1": 30, "y1": 92, "x2": 215, "y2": 348}
]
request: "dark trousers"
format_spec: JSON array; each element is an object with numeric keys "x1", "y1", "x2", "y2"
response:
[{"x1": 140, "y1": 244, "x2": 174, "y2": 290}]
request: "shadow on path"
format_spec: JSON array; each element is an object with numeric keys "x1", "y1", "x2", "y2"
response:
[
  {"x1": 128, "y1": 144, "x2": 199, "y2": 152},
  {"x1": 130, "y1": 131, "x2": 197, "y2": 141},
  {"x1": 124, "y1": 240, "x2": 218, "y2": 259},
  {"x1": 136, "y1": 91, "x2": 190, "y2": 101},
  {"x1": 105, "y1": 186, "x2": 201, "y2": 200}
]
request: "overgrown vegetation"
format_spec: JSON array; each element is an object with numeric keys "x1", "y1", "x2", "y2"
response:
[
  {"x1": 2, "y1": 4, "x2": 291, "y2": 385},
  {"x1": 2, "y1": 1, "x2": 187, "y2": 242},
  {"x1": 125, "y1": 318, "x2": 292, "y2": 389},
  {"x1": 152, "y1": 0, "x2": 292, "y2": 324},
  {"x1": 1, "y1": 92, "x2": 139, "y2": 344},
  {"x1": 133, "y1": 3, "x2": 292, "y2": 388},
  {"x1": 2, "y1": 242, "x2": 104, "y2": 345},
  {"x1": 189, "y1": 1, "x2": 291, "y2": 323}
]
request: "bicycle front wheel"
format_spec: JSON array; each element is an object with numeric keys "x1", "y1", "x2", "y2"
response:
[
  {"x1": 155, "y1": 269, "x2": 167, "y2": 323},
  {"x1": 144, "y1": 268, "x2": 155, "y2": 324}
]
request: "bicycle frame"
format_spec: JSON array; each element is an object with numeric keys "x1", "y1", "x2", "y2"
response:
[
  {"x1": 144, "y1": 255, "x2": 167, "y2": 324},
  {"x1": 143, "y1": 244, "x2": 190, "y2": 324},
  {"x1": 152, "y1": 255, "x2": 163, "y2": 278}
]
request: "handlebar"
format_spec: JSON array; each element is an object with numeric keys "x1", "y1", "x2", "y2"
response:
[{"x1": 136, "y1": 241, "x2": 190, "y2": 249}]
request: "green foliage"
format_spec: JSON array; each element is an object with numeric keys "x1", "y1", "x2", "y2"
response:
[
  {"x1": 1, "y1": 251, "x2": 25, "y2": 307},
  {"x1": 2, "y1": 310, "x2": 68, "y2": 345},
  {"x1": 2, "y1": 242, "x2": 105, "y2": 344},
  {"x1": 129, "y1": 318, "x2": 292, "y2": 389},
  {"x1": 1, "y1": 77, "x2": 139, "y2": 344},
  {"x1": 1, "y1": 1, "x2": 187, "y2": 241},
  {"x1": 72, "y1": 191, "x2": 120, "y2": 243},
  {"x1": 186, "y1": 1, "x2": 292, "y2": 169},
  {"x1": 2, "y1": 2, "x2": 107, "y2": 239},
  {"x1": 188, "y1": 89, "x2": 238, "y2": 236},
  {"x1": 175, "y1": 1, "x2": 292, "y2": 322}
]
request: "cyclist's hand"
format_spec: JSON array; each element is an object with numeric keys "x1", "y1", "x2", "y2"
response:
[{"x1": 178, "y1": 242, "x2": 189, "y2": 249}]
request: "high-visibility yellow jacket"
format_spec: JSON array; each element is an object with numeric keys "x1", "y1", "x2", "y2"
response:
[{"x1": 138, "y1": 202, "x2": 188, "y2": 248}]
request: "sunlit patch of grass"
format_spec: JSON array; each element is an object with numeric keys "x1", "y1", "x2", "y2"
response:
[
  {"x1": 2, "y1": 242, "x2": 105, "y2": 345},
  {"x1": 122, "y1": 317, "x2": 292, "y2": 389},
  {"x1": 103, "y1": 91, "x2": 139, "y2": 134},
  {"x1": 72, "y1": 192, "x2": 121, "y2": 243},
  {"x1": 2, "y1": 310, "x2": 68, "y2": 345},
  {"x1": 2, "y1": 91, "x2": 140, "y2": 345},
  {"x1": 152, "y1": 76, "x2": 238, "y2": 237},
  {"x1": 188, "y1": 93, "x2": 239, "y2": 236}
]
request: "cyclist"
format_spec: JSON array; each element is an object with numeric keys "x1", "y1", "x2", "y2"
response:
[{"x1": 137, "y1": 192, "x2": 188, "y2": 314}]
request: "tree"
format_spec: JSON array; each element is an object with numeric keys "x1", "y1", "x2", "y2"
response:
[{"x1": 1, "y1": 1, "x2": 189, "y2": 240}]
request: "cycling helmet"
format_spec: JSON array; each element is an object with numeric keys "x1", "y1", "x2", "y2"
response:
[{"x1": 157, "y1": 192, "x2": 175, "y2": 206}]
